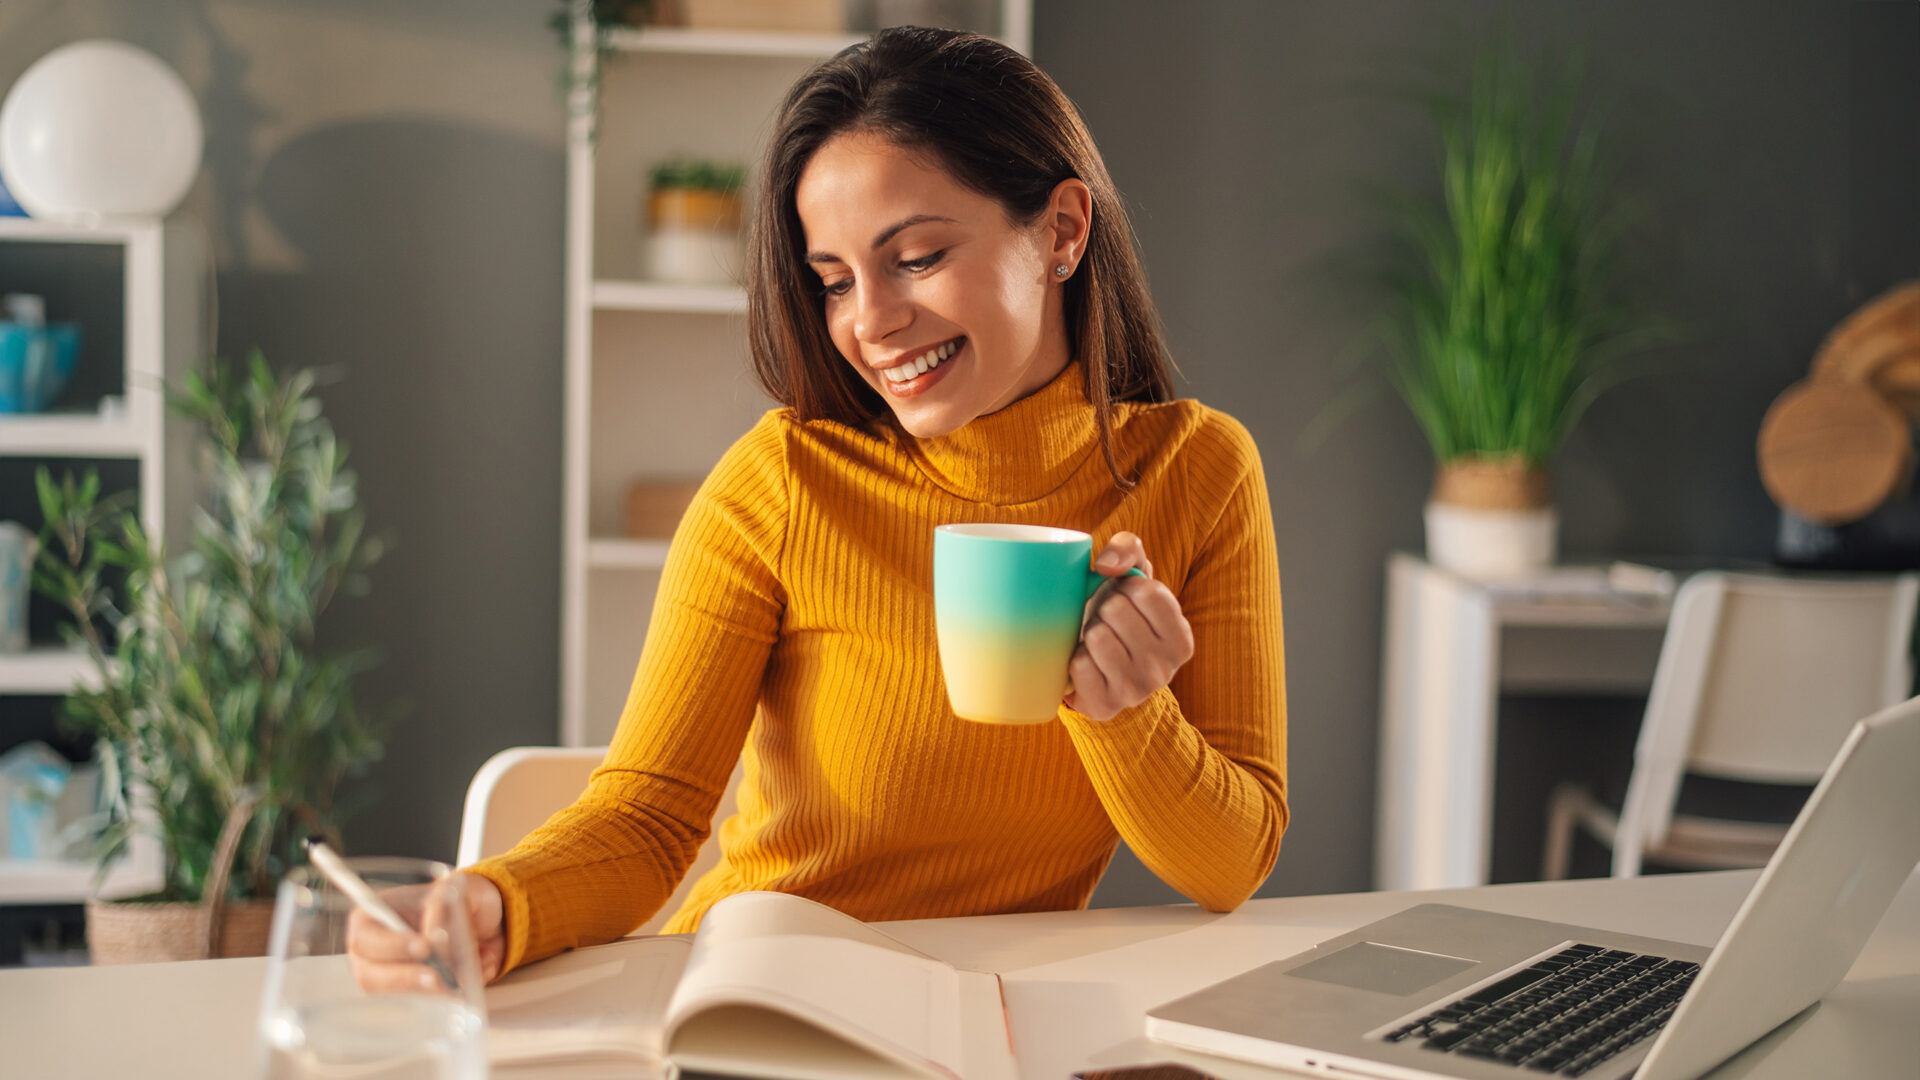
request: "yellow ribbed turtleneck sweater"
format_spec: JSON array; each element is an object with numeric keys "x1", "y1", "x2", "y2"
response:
[{"x1": 470, "y1": 362, "x2": 1287, "y2": 975}]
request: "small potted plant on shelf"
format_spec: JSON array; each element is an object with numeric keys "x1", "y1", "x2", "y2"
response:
[
  {"x1": 34, "y1": 352, "x2": 389, "y2": 963},
  {"x1": 645, "y1": 157, "x2": 747, "y2": 285},
  {"x1": 1374, "y1": 41, "x2": 1669, "y2": 578}
]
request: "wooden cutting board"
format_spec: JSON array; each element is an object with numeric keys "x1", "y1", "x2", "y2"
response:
[
  {"x1": 1756, "y1": 379, "x2": 1911, "y2": 525},
  {"x1": 1811, "y1": 281, "x2": 1920, "y2": 418}
]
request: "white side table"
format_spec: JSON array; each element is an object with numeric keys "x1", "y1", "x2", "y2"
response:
[{"x1": 1375, "y1": 552, "x2": 1675, "y2": 891}]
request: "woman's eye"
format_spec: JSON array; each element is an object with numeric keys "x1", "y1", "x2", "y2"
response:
[{"x1": 815, "y1": 250, "x2": 941, "y2": 299}]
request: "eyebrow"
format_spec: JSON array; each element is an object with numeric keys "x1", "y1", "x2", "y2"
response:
[{"x1": 804, "y1": 214, "x2": 958, "y2": 264}]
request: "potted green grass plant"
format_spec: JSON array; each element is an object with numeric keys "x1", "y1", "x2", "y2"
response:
[
  {"x1": 34, "y1": 353, "x2": 388, "y2": 962},
  {"x1": 1378, "y1": 41, "x2": 1664, "y2": 577}
]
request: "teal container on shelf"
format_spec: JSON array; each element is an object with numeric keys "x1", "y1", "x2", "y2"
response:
[{"x1": 0, "y1": 322, "x2": 80, "y2": 412}]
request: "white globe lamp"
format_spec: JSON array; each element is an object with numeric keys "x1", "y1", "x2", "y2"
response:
[{"x1": 0, "y1": 40, "x2": 204, "y2": 223}]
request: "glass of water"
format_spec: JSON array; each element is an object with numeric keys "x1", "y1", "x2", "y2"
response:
[{"x1": 257, "y1": 857, "x2": 489, "y2": 1080}]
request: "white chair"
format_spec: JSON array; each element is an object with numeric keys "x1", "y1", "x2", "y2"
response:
[
  {"x1": 1543, "y1": 571, "x2": 1919, "y2": 879},
  {"x1": 457, "y1": 746, "x2": 743, "y2": 935}
]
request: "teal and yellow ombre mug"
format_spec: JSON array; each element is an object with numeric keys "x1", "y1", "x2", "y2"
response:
[{"x1": 933, "y1": 523, "x2": 1144, "y2": 724}]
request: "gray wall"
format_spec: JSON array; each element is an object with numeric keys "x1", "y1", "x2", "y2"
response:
[
  {"x1": 0, "y1": 0, "x2": 567, "y2": 868},
  {"x1": 1, "y1": 2, "x2": 1912, "y2": 903},
  {"x1": 1049, "y1": 0, "x2": 1918, "y2": 901}
]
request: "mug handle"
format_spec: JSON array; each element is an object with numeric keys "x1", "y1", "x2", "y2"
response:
[{"x1": 1080, "y1": 566, "x2": 1147, "y2": 635}]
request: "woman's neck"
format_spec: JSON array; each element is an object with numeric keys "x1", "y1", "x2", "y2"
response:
[{"x1": 901, "y1": 359, "x2": 1098, "y2": 506}]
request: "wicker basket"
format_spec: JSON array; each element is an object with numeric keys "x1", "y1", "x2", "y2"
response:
[{"x1": 86, "y1": 793, "x2": 276, "y2": 964}]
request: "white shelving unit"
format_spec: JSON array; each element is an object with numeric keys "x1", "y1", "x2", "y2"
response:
[
  {"x1": 0, "y1": 217, "x2": 202, "y2": 903},
  {"x1": 0, "y1": 648, "x2": 100, "y2": 697},
  {"x1": 589, "y1": 279, "x2": 746, "y2": 314},
  {"x1": 560, "y1": 8, "x2": 1032, "y2": 747},
  {"x1": 587, "y1": 538, "x2": 674, "y2": 571}
]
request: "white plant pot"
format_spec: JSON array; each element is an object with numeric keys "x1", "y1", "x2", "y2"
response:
[
  {"x1": 1424, "y1": 501, "x2": 1558, "y2": 580},
  {"x1": 646, "y1": 226, "x2": 740, "y2": 286}
]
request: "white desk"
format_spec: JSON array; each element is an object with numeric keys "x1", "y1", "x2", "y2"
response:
[
  {"x1": 1377, "y1": 552, "x2": 1676, "y2": 891},
  {"x1": 5, "y1": 869, "x2": 1919, "y2": 1079}
]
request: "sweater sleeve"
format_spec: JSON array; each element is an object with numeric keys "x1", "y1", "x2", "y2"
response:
[
  {"x1": 1057, "y1": 413, "x2": 1288, "y2": 911},
  {"x1": 466, "y1": 413, "x2": 789, "y2": 974}
]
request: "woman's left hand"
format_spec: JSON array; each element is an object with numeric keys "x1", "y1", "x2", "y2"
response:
[{"x1": 1065, "y1": 532, "x2": 1195, "y2": 723}]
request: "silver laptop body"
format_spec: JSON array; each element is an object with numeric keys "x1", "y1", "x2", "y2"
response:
[{"x1": 1147, "y1": 695, "x2": 1920, "y2": 1080}]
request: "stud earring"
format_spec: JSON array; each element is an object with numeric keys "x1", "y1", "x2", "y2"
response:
[{"x1": 1054, "y1": 264, "x2": 1071, "y2": 279}]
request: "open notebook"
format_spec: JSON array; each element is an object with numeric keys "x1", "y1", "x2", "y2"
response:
[{"x1": 484, "y1": 890, "x2": 1018, "y2": 1080}]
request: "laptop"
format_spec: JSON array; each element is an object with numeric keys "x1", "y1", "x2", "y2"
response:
[{"x1": 1146, "y1": 694, "x2": 1920, "y2": 1080}]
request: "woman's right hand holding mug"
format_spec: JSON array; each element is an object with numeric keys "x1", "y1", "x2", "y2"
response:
[{"x1": 346, "y1": 870, "x2": 507, "y2": 992}]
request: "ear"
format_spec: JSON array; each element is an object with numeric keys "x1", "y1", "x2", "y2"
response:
[{"x1": 1044, "y1": 178, "x2": 1093, "y2": 274}]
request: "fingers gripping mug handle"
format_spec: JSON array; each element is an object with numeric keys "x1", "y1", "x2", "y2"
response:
[
  {"x1": 1082, "y1": 565, "x2": 1146, "y2": 625},
  {"x1": 1068, "y1": 567, "x2": 1149, "y2": 699}
]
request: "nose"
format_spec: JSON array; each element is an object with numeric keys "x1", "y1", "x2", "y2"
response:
[{"x1": 851, "y1": 276, "x2": 913, "y2": 346}]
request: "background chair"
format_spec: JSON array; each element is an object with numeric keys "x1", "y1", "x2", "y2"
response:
[
  {"x1": 1543, "y1": 571, "x2": 1919, "y2": 879},
  {"x1": 457, "y1": 746, "x2": 743, "y2": 935}
]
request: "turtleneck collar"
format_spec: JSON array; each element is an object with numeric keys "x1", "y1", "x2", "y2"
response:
[{"x1": 898, "y1": 361, "x2": 1100, "y2": 506}]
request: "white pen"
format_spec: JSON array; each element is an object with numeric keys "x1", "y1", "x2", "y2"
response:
[{"x1": 303, "y1": 838, "x2": 458, "y2": 990}]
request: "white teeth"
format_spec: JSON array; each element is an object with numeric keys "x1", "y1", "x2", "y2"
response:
[{"x1": 881, "y1": 339, "x2": 960, "y2": 383}]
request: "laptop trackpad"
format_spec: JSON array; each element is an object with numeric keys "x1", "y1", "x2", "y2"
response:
[{"x1": 1289, "y1": 942, "x2": 1479, "y2": 997}]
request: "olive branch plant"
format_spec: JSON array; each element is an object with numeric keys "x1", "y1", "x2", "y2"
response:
[{"x1": 34, "y1": 353, "x2": 390, "y2": 903}]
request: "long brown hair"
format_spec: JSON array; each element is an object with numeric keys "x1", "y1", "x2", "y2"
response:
[{"x1": 747, "y1": 26, "x2": 1177, "y2": 488}]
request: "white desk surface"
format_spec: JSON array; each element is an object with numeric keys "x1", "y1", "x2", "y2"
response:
[{"x1": 4, "y1": 869, "x2": 1917, "y2": 1080}]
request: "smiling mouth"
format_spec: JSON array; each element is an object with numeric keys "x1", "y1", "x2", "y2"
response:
[{"x1": 879, "y1": 337, "x2": 964, "y2": 384}]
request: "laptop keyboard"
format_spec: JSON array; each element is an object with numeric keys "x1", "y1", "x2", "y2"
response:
[{"x1": 1380, "y1": 944, "x2": 1700, "y2": 1076}]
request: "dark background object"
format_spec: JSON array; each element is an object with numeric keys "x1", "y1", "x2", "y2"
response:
[{"x1": 1774, "y1": 498, "x2": 1920, "y2": 571}]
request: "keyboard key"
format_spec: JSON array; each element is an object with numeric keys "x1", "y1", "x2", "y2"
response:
[
  {"x1": 1465, "y1": 966, "x2": 1556, "y2": 1006},
  {"x1": 1423, "y1": 1028, "x2": 1473, "y2": 1051}
]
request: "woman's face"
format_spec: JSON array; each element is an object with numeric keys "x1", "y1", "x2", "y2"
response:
[{"x1": 795, "y1": 131, "x2": 1084, "y2": 438}]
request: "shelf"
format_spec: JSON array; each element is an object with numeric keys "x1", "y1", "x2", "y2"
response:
[
  {"x1": 562, "y1": 6, "x2": 1030, "y2": 746},
  {"x1": 592, "y1": 279, "x2": 748, "y2": 314},
  {"x1": 0, "y1": 854, "x2": 161, "y2": 905},
  {"x1": 0, "y1": 217, "x2": 160, "y2": 246},
  {"x1": 588, "y1": 537, "x2": 673, "y2": 570},
  {"x1": 604, "y1": 26, "x2": 867, "y2": 58},
  {"x1": 0, "y1": 646, "x2": 102, "y2": 695},
  {"x1": 0, "y1": 412, "x2": 146, "y2": 458}
]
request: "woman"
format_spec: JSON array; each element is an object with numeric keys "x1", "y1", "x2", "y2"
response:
[{"x1": 353, "y1": 26, "x2": 1286, "y2": 991}]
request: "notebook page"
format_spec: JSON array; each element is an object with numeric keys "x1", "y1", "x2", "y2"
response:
[
  {"x1": 691, "y1": 889, "x2": 942, "y2": 959},
  {"x1": 666, "y1": 934, "x2": 963, "y2": 1079},
  {"x1": 485, "y1": 935, "x2": 691, "y2": 1068}
]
